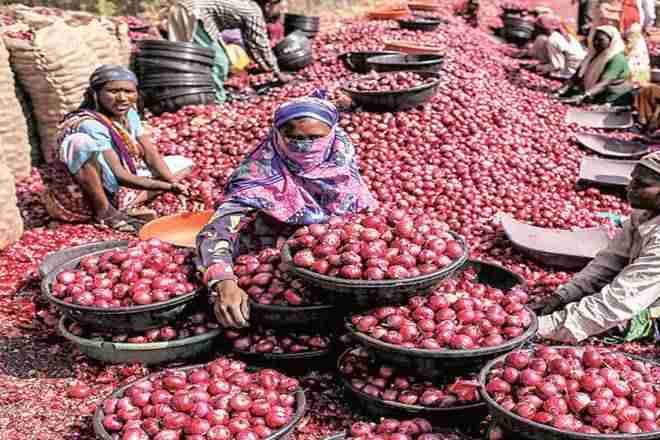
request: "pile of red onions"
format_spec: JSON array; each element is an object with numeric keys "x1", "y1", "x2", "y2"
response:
[
  {"x1": 484, "y1": 346, "x2": 660, "y2": 434},
  {"x1": 223, "y1": 328, "x2": 331, "y2": 354},
  {"x1": 235, "y1": 247, "x2": 326, "y2": 306},
  {"x1": 346, "y1": 72, "x2": 436, "y2": 92},
  {"x1": 50, "y1": 238, "x2": 197, "y2": 308},
  {"x1": 287, "y1": 211, "x2": 465, "y2": 280},
  {"x1": 67, "y1": 311, "x2": 218, "y2": 343},
  {"x1": 347, "y1": 418, "x2": 463, "y2": 440},
  {"x1": 101, "y1": 358, "x2": 300, "y2": 440},
  {"x1": 339, "y1": 348, "x2": 480, "y2": 407},
  {"x1": 350, "y1": 267, "x2": 531, "y2": 349}
]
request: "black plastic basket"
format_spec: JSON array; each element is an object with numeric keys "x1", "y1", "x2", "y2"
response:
[
  {"x1": 460, "y1": 259, "x2": 527, "y2": 291},
  {"x1": 478, "y1": 346, "x2": 660, "y2": 440},
  {"x1": 337, "y1": 349, "x2": 487, "y2": 427},
  {"x1": 232, "y1": 347, "x2": 336, "y2": 375},
  {"x1": 366, "y1": 54, "x2": 445, "y2": 73},
  {"x1": 348, "y1": 305, "x2": 538, "y2": 379},
  {"x1": 141, "y1": 73, "x2": 214, "y2": 88},
  {"x1": 397, "y1": 18, "x2": 444, "y2": 31},
  {"x1": 281, "y1": 230, "x2": 468, "y2": 310},
  {"x1": 42, "y1": 246, "x2": 201, "y2": 332},
  {"x1": 93, "y1": 364, "x2": 307, "y2": 440},
  {"x1": 137, "y1": 48, "x2": 215, "y2": 66},
  {"x1": 250, "y1": 300, "x2": 339, "y2": 330},
  {"x1": 338, "y1": 51, "x2": 403, "y2": 73},
  {"x1": 137, "y1": 39, "x2": 214, "y2": 58},
  {"x1": 146, "y1": 89, "x2": 216, "y2": 116},
  {"x1": 137, "y1": 57, "x2": 212, "y2": 75},
  {"x1": 59, "y1": 316, "x2": 221, "y2": 365},
  {"x1": 341, "y1": 71, "x2": 442, "y2": 112},
  {"x1": 284, "y1": 13, "x2": 320, "y2": 38}
]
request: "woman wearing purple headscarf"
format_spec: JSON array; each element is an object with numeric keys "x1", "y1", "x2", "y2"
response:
[
  {"x1": 197, "y1": 92, "x2": 377, "y2": 328},
  {"x1": 43, "y1": 65, "x2": 193, "y2": 232}
]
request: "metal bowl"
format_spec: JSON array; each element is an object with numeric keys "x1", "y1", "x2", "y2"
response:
[
  {"x1": 338, "y1": 51, "x2": 403, "y2": 73},
  {"x1": 366, "y1": 53, "x2": 445, "y2": 73}
]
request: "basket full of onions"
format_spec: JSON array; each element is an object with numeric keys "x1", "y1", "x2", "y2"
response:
[
  {"x1": 42, "y1": 238, "x2": 202, "y2": 331},
  {"x1": 222, "y1": 327, "x2": 335, "y2": 374},
  {"x1": 233, "y1": 247, "x2": 338, "y2": 330},
  {"x1": 59, "y1": 310, "x2": 221, "y2": 365},
  {"x1": 479, "y1": 345, "x2": 660, "y2": 439},
  {"x1": 281, "y1": 211, "x2": 469, "y2": 310},
  {"x1": 337, "y1": 347, "x2": 487, "y2": 426},
  {"x1": 93, "y1": 358, "x2": 307, "y2": 440},
  {"x1": 341, "y1": 71, "x2": 442, "y2": 112},
  {"x1": 346, "y1": 264, "x2": 536, "y2": 377},
  {"x1": 330, "y1": 417, "x2": 469, "y2": 440}
]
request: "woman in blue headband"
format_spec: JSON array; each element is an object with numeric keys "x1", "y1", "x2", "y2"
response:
[
  {"x1": 196, "y1": 91, "x2": 377, "y2": 328},
  {"x1": 43, "y1": 65, "x2": 193, "y2": 232}
]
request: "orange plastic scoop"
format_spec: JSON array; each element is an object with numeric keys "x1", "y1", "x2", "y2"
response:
[{"x1": 139, "y1": 210, "x2": 214, "y2": 248}]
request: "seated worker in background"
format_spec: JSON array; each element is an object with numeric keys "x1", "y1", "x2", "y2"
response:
[
  {"x1": 455, "y1": 0, "x2": 479, "y2": 27},
  {"x1": 556, "y1": 25, "x2": 633, "y2": 105},
  {"x1": 634, "y1": 83, "x2": 660, "y2": 134},
  {"x1": 196, "y1": 92, "x2": 377, "y2": 328},
  {"x1": 524, "y1": 14, "x2": 586, "y2": 77},
  {"x1": 624, "y1": 23, "x2": 651, "y2": 84},
  {"x1": 43, "y1": 65, "x2": 191, "y2": 233},
  {"x1": 539, "y1": 152, "x2": 660, "y2": 343},
  {"x1": 167, "y1": 0, "x2": 292, "y2": 103}
]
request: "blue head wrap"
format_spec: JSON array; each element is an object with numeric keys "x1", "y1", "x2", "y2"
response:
[
  {"x1": 79, "y1": 65, "x2": 138, "y2": 111},
  {"x1": 90, "y1": 64, "x2": 138, "y2": 90},
  {"x1": 273, "y1": 89, "x2": 339, "y2": 129}
]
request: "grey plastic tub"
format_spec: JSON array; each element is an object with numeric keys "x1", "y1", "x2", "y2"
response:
[{"x1": 59, "y1": 316, "x2": 221, "y2": 365}]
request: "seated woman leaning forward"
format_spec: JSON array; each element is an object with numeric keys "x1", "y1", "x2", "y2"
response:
[
  {"x1": 43, "y1": 65, "x2": 192, "y2": 232},
  {"x1": 556, "y1": 25, "x2": 633, "y2": 106},
  {"x1": 196, "y1": 92, "x2": 377, "y2": 328},
  {"x1": 525, "y1": 14, "x2": 586, "y2": 77},
  {"x1": 539, "y1": 151, "x2": 660, "y2": 343}
]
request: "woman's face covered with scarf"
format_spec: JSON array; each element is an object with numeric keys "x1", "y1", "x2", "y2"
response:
[
  {"x1": 271, "y1": 95, "x2": 339, "y2": 173},
  {"x1": 223, "y1": 93, "x2": 377, "y2": 224}
]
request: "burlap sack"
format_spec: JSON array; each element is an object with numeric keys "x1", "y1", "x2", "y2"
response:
[
  {"x1": 0, "y1": 38, "x2": 31, "y2": 179},
  {"x1": 76, "y1": 19, "x2": 122, "y2": 66},
  {"x1": 4, "y1": 20, "x2": 100, "y2": 163},
  {"x1": 113, "y1": 21, "x2": 133, "y2": 67},
  {"x1": 0, "y1": 157, "x2": 23, "y2": 250}
]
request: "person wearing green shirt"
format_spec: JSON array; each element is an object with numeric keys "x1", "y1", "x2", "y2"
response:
[{"x1": 556, "y1": 25, "x2": 632, "y2": 105}]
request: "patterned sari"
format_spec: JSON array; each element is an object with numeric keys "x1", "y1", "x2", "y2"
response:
[{"x1": 43, "y1": 110, "x2": 147, "y2": 222}]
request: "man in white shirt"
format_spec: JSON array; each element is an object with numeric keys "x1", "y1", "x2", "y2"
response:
[
  {"x1": 539, "y1": 152, "x2": 660, "y2": 343},
  {"x1": 523, "y1": 15, "x2": 587, "y2": 77}
]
